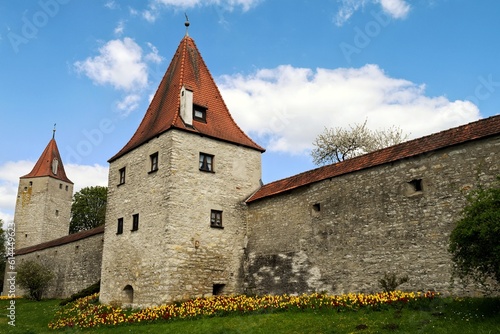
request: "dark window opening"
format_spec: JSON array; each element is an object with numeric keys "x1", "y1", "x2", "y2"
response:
[
  {"x1": 65, "y1": 185, "x2": 69, "y2": 191},
  {"x1": 55, "y1": 210, "x2": 59, "y2": 217},
  {"x1": 123, "y1": 285, "x2": 134, "y2": 304},
  {"x1": 312, "y1": 203, "x2": 321, "y2": 212},
  {"x1": 210, "y1": 210, "x2": 223, "y2": 228},
  {"x1": 59, "y1": 183, "x2": 62, "y2": 189},
  {"x1": 117, "y1": 218, "x2": 124, "y2": 235},
  {"x1": 150, "y1": 152, "x2": 159, "y2": 172},
  {"x1": 409, "y1": 179, "x2": 423, "y2": 192},
  {"x1": 119, "y1": 167, "x2": 126, "y2": 185},
  {"x1": 132, "y1": 213, "x2": 139, "y2": 231},
  {"x1": 193, "y1": 105, "x2": 207, "y2": 122},
  {"x1": 213, "y1": 284, "x2": 225, "y2": 296},
  {"x1": 199, "y1": 153, "x2": 214, "y2": 172}
]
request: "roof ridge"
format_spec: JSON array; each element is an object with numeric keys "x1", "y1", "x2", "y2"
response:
[
  {"x1": 190, "y1": 37, "x2": 264, "y2": 151},
  {"x1": 16, "y1": 225, "x2": 104, "y2": 255},
  {"x1": 170, "y1": 36, "x2": 189, "y2": 128}
]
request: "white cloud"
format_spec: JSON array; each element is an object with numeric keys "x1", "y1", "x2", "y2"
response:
[
  {"x1": 116, "y1": 94, "x2": 141, "y2": 116},
  {"x1": 104, "y1": 1, "x2": 118, "y2": 9},
  {"x1": 74, "y1": 37, "x2": 148, "y2": 92},
  {"x1": 335, "y1": 0, "x2": 410, "y2": 26},
  {"x1": 142, "y1": 0, "x2": 260, "y2": 23},
  {"x1": 218, "y1": 64, "x2": 481, "y2": 154},
  {"x1": 65, "y1": 164, "x2": 109, "y2": 192},
  {"x1": 0, "y1": 160, "x2": 32, "y2": 223},
  {"x1": 0, "y1": 160, "x2": 108, "y2": 225},
  {"x1": 154, "y1": 0, "x2": 259, "y2": 11},
  {"x1": 74, "y1": 37, "x2": 161, "y2": 113},
  {"x1": 379, "y1": 0, "x2": 410, "y2": 18},
  {"x1": 144, "y1": 42, "x2": 163, "y2": 64},
  {"x1": 114, "y1": 20, "x2": 125, "y2": 36}
]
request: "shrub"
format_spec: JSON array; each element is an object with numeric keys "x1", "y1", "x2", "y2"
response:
[
  {"x1": 17, "y1": 260, "x2": 54, "y2": 301},
  {"x1": 379, "y1": 272, "x2": 409, "y2": 293}
]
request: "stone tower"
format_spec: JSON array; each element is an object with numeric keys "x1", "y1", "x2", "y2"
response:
[
  {"x1": 15, "y1": 134, "x2": 73, "y2": 250},
  {"x1": 100, "y1": 31, "x2": 264, "y2": 307}
]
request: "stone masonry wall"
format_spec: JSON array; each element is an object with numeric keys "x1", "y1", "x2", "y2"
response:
[
  {"x1": 8, "y1": 232, "x2": 103, "y2": 299},
  {"x1": 100, "y1": 129, "x2": 262, "y2": 307},
  {"x1": 15, "y1": 176, "x2": 73, "y2": 250},
  {"x1": 245, "y1": 135, "x2": 500, "y2": 297}
]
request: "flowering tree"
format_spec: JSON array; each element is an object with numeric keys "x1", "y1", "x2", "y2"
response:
[{"x1": 311, "y1": 121, "x2": 409, "y2": 165}]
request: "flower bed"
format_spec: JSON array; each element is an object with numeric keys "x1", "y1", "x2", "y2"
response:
[{"x1": 48, "y1": 290, "x2": 437, "y2": 329}]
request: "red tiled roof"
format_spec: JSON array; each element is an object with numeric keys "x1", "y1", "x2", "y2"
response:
[
  {"x1": 21, "y1": 138, "x2": 73, "y2": 184},
  {"x1": 15, "y1": 225, "x2": 104, "y2": 256},
  {"x1": 109, "y1": 35, "x2": 264, "y2": 162},
  {"x1": 246, "y1": 115, "x2": 500, "y2": 203}
]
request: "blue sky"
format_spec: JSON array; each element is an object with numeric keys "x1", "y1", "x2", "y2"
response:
[{"x1": 1, "y1": 0, "x2": 499, "y2": 223}]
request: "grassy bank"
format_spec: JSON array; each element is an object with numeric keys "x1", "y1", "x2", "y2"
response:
[{"x1": 1, "y1": 295, "x2": 499, "y2": 333}]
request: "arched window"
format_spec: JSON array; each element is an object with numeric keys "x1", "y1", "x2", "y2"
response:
[{"x1": 122, "y1": 285, "x2": 134, "y2": 304}]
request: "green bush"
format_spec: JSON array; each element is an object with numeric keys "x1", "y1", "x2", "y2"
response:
[{"x1": 17, "y1": 260, "x2": 54, "y2": 301}]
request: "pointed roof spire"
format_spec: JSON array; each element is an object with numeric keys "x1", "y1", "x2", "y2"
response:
[
  {"x1": 21, "y1": 133, "x2": 73, "y2": 184},
  {"x1": 109, "y1": 29, "x2": 264, "y2": 162},
  {"x1": 184, "y1": 13, "x2": 190, "y2": 36}
]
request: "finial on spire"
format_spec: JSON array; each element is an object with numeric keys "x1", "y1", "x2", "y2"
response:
[
  {"x1": 52, "y1": 123, "x2": 56, "y2": 139},
  {"x1": 184, "y1": 13, "x2": 190, "y2": 36}
]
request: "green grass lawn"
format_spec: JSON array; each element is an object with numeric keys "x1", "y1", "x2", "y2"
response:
[{"x1": 1, "y1": 297, "x2": 499, "y2": 333}]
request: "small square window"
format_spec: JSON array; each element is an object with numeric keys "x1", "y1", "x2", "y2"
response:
[
  {"x1": 132, "y1": 214, "x2": 139, "y2": 231},
  {"x1": 119, "y1": 167, "x2": 126, "y2": 185},
  {"x1": 409, "y1": 179, "x2": 423, "y2": 192},
  {"x1": 210, "y1": 210, "x2": 223, "y2": 228},
  {"x1": 199, "y1": 153, "x2": 214, "y2": 172},
  {"x1": 117, "y1": 218, "x2": 124, "y2": 235},
  {"x1": 193, "y1": 105, "x2": 207, "y2": 122},
  {"x1": 150, "y1": 152, "x2": 159, "y2": 172}
]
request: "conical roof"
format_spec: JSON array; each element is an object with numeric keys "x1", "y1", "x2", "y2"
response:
[
  {"x1": 109, "y1": 35, "x2": 264, "y2": 162},
  {"x1": 21, "y1": 137, "x2": 73, "y2": 184}
]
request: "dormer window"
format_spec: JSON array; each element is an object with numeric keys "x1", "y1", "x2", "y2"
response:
[
  {"x1": 52, "y1": 158, "x2": 58, "y2": 175},
  {"x1": 193, "y1": 105, "x2": 207, "y2": 122}
]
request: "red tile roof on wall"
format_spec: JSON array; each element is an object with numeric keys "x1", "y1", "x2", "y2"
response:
[
  {"x1": 15, "y1": 225, "x2": 104, "y2": 256},
  {"x1": 21, "y1": 138, "x2": 73, "y2": 184},
  {"x1": 246, "y1": 115, "x2": 500, "y2": 203},
  {"x1": 109, "y1": 35, "x2": 264, "y2": 162}
]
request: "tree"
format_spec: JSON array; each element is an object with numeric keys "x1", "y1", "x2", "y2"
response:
[
  {"x1": 449, "y1": 178, "x2": 500, "y2": 286},
  {"x1": 311, "y1": 121, "x2": 409, "y2": 165},
  {"x1": 69, "y1": 186, "x2": 107, "y2": 234},
  {"x1": 17, "y1": 260, "x2": 54, "y2": 301}
]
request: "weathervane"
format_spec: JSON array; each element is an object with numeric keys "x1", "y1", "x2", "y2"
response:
[
  {"x1": 52, "y1": 123, "x2": 56, "y2": 139},
  {"x1": 184, "y1": 13, "x2": 190, "y2": 36}
]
